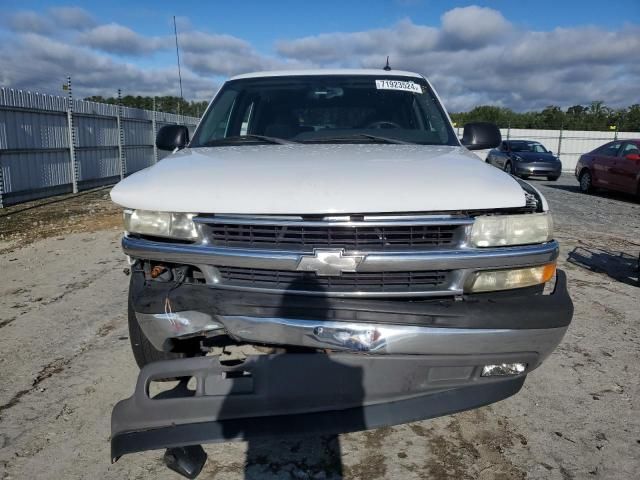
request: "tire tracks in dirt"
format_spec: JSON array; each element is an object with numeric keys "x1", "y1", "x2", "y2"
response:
[
  {"x1": 0, "y1": 269, "x2": 122, "y2": 419},
  {"x1": 0, "y1": 344, "x2": 90, "y2": 419}
]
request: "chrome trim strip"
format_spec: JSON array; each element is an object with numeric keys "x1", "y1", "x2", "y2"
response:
[
  {"x1": 194, "y1": 214, "x2": 474, "y2": 227},
  {"x1": 359, "y1": 244, "x2": 558, "y2": 271},
  {"x1": 204, "y1": 282, "x2": 463, "y2": 298},
  {"x1": 124, "y1": 236, "x2": 300, "y2": 269},
  {"x1": 218, "y1": 315, "x2": 567, "y2": 359},
  {"x1": 122, "y1": 235, "x2": 559, "y2": 272}
]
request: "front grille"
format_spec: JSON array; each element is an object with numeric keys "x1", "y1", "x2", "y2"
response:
[
  {"x1": 207, "y1": 224, "x2": 461, "y2": 250},
  {"x1": 217, "y1": 266, "x2": 449, "y2": 293}
]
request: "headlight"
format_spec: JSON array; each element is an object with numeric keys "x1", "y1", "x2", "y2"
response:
[
  {"x1": 513, "y1": 155, "x2": 524, "y2": 161},
  {"x1": 470, "y1": 212, "x2": 553, "y2": 247},
  {"x1": 466, "y1": 263, "x2": 556, "y2": 293},
  {"x1": 123, "y1": 210, "x2": 198, "y2": 239}
]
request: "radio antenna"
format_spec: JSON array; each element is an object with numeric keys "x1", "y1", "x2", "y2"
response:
[
  {"x1": 173, "y1": 16, "x2": 184, "y2": 101},
  {"x1": 383, "y1": 56, "x2": 391, "y2": 71}
]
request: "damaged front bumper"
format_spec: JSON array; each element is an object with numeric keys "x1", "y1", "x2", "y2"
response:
[
  {"x1": 112, "y1": 271, "x2": 573, "y2": 462},
  {"x1": 131, "y1": 268, "x2": 573, "y2": 354},
  {"x1": 137, "y1": 311, "x2": 568, "y2": 357}
]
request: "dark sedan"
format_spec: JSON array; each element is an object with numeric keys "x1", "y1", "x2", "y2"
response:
[
  {"x1": 575, "y1": 139, "x2": 640, "y2": 196},
  {"x1": 486, "y1": 140, "x2": 562, "y2": 180}
]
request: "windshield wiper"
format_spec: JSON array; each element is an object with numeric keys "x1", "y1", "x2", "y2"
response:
[
  {"x1": 357, "y1": 134, "x2": 414, "y2": 144},
  {"x1": 302, "y1": 134, "x2": 414, "y2": 145},
  {"x1": 202, "y1": 135, "x2": 297, "y2": 146}
]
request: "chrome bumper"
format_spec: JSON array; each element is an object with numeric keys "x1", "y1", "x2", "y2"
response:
[
  {"x1": 515, "y1": 163, "x2": 562, "y2": 175},
  {"x1": 137, "y1": 310, "x2": 567, "y2": 365},
  {"x1": 220, "y1": 315, "x2": 566, "y2": 362},
  {"x1": 136, "y1": 311, "x2": 224, "y2": 351}
]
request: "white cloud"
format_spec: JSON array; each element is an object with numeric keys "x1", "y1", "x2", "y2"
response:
[
  {"x1": 0, "y1": 33, "x2": 215, "y2": 100},
  {"x1": 179, "y1": 31, "x2": 251, "y2": 54},
  {"x1": 0, "y1": 5, "x2": 638, "y2": 110},
  {"x1": 179, "y1": 30, "x2": 309, "y2": 77},
  {"x1": 276, "y1": 20, "x2": 439, "y2": 64},
  {"x1": 439, "y1": 6, "x2": 511, "y2": 49},
  {"x1": 49, "y1": 7, "x2": 96, "y2": 30},
  {"x1": 7, "y1": 11, "x2": 53, "y2": 35},
  {"x1": 80, "y1": 24, "x2": 168, "y2": 55},
  {"x1": 275, "y1": 7, "x2": 640, "y2": 111}
]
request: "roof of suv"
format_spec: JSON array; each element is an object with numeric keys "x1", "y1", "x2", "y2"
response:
[{"x1": 229, "y1": 69, "x2": 424, "y2": 81}]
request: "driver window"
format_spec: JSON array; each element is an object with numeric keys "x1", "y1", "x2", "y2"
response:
[
  {"x1": 194, "y1": 88, "x2": 238, "y2": 141},
  {"x1": 599, "y1": 142, "x2": 622, "y2": 157}
]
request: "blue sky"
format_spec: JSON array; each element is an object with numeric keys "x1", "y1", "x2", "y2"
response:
[
  {"x1": 0, "y1": 1, "x2": 638, "y2": 110},
  {"x1": 5, "y1": 0, "x2": 638, "y2": 42}
]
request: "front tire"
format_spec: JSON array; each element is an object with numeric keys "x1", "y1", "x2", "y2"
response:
[
  {"x1": 579, "y1": 170, "x2": 593, "y2": 193},
  {"x1": 547, "y1": 175, "x2": 560, "y2": 181},
  {"x1": 504, "y1": 162, "x2": 514, "y2": 175}
]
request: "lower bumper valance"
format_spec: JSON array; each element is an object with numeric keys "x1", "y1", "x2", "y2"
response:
[{"x1": 112, "y1": 353, "x2": 529, "y2": 461}]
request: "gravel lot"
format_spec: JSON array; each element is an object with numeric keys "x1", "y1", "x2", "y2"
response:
[{"x1": 1, "y1": 176, "x2": 639, "y2": 480}]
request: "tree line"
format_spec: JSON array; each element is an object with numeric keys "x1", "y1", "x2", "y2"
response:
[
  {"x1": 84, "y1": 95, "x2": 209, "y2": 118},
  {"x1": 84, "y1": 95, "x2": 640, "y2": 132},
  {"x1": 450, "y1": 102, "x2": 640, "y2": 132}
]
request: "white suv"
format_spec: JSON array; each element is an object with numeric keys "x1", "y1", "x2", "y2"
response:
[{"x1": 109, "y1": 69, "x2": 572, "y2": 478}]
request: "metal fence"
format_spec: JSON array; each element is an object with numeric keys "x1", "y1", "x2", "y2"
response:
[
  {"x1": 456, "y1": 126, "x2": 638, "y2": 173},
  {"x1": 2, "y1": 86, "x2": 637, "y2": 208},
  {"x1": 0, "y1": 87, "x2": 199, "y2": 208}
]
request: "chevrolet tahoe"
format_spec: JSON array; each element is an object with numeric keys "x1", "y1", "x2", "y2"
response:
[{"x1": 109, "y1": 69, "x2": 573, "y2": 478}]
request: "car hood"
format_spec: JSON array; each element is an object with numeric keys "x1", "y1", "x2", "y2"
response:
[
  {"x1": 110, "y1": 144, "x2": 527, "y2": 214},
  {"x1": 512, "y1": 151, "x2": 558, "y2": 162}
]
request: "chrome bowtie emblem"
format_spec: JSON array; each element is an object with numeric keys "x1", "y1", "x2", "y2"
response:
[{"x1": 296, "y1": 249, "x2": 364, "y2": 276}]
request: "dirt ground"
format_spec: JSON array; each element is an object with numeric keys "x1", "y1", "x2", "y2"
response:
[{"x1": 0, "y1": 176, "x2": 639, "y2": 480}]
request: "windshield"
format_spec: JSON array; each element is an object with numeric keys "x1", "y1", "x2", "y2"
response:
[
  {"x1": 190, "y1": 75, "x2": 458, "y2": 147},
  {"x1": 510, "y1": 141, "x2": 548, "y2": 153}
]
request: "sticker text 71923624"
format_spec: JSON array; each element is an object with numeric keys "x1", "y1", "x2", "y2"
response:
[{"x1": 375, "y1": 80, "x2": 422, "y2": 94}]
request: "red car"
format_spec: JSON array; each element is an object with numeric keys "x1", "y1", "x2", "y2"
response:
[{"x1": 575, "y1": 139, "x2": 640, "y2": 196}]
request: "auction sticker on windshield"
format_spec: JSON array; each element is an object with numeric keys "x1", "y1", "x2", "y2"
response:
[{"x1": 375, "y1": 80, "x2": 422, "y2": 94}]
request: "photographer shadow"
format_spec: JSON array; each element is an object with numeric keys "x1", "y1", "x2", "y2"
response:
[{"x1": 217, "y1": 277, "x2": 365, "y2": 479}]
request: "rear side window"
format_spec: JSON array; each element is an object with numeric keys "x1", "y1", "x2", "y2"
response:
[{"x1": 620, "y1": 142, "x2": 640, "y2": 156}]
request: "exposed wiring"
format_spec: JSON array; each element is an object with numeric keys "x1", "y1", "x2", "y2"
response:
[{"x1": 164, "y1": 266, "x2": 189, "y2": 328}]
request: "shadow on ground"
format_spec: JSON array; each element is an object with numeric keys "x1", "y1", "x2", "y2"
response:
[
  {"x1": 543, "y1": 183, "x2": 640, "y2": 204},
  {"x1": 217, "y1": 277, "x2": 358, "y2": 479},
  {"x1": 568, "y1": 246, "x2": 639, "y2": 287},
  {"x1": 152, "y1": 277, "x2": 356, "y2": 479},
  {"x1": 241, "y1": 436, "x2": 344, "y2": 479}
]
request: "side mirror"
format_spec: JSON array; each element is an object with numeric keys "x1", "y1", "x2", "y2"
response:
[
  {"x1": 156, "y1": 125, "x2": 189, "y2": 151},
  {"x1": 548, "y1": 150, "x2": 553, "y2": 155},
  {"x1": 625, "y1": 153, "x2": 640, "y2": 161},
  {"x1": 461, "y1": 122, "x2": 501, "y2": 150}
]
